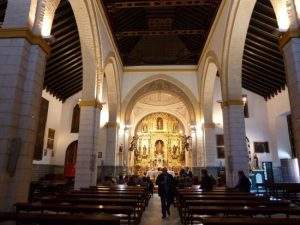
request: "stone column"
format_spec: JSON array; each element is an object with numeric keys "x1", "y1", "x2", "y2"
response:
[
  {"x1": 222, "y1": 100, "x2": 249, "y2": 187},
  {"x1": 104, "y1": 121, "x2": 119, "y2": 176},
  {"x1": 75, "y1": 100, "x2": 102, "y2": 189},
  {"x1": 280, "y1": 29, "x2": 300, "y2": 173},
  {"x1": 203, "y1": 122, "x2": 217, "y2": 167},
  {"x1": 0, "y1": 1, "x2": 50, "y2": 209}
]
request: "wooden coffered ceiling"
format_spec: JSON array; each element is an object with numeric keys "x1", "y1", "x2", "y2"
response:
[
  {"x1": 242, "y1": 0, "x2": 286, "y2": 99},
  {"x1": 101, "y1": 0, "x2": 222, "y2": 65},
  {"x1": 0, "y1": 0, "x2": 287, "y2": 100},
  {"x1": 44, "y1": 0, "x2": 82, "y2": 101}
]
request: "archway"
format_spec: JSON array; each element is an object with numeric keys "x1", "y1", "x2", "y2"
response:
[
  {"x1": 123, "y1": 77, "x2": 200, "y2": 174},
  {"x1": 64, "y1": 140, "x2": 78, "y2": 178}
]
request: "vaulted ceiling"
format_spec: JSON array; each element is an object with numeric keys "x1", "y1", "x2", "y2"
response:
[{"x1": 101, "y1": 0, "x2": 222, "y2": 65}]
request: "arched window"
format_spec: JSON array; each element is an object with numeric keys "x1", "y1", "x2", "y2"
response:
[{"x1": 71, "y1": 104, "x2": 80, "y2": 133}]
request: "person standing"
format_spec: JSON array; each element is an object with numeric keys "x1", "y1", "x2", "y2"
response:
[
  {"x1": 156, "y1": 167, "x2": 174, "y2": 219},
  {"x1": 234, "y1": 170, "x2": 251, "y2": 192},
  {"x1": 200, "y1": 169, "x2": 215, "y2": 192}
]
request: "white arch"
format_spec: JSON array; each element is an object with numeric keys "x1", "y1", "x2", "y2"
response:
[
  {"x1": 37, "y1": 0, "x2": 102, "y2": 99},
  {"x1": 103, "y1": 53, "x2": 121, "y2": 122},
  {"x1": 122, "y1": 74, "x2": 199, "y2": 125}
]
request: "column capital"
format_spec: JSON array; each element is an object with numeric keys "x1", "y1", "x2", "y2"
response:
[
  {"x1": 79, "y1": 99, "x2": 103, "y2": 109},
  {"x1": 0, "y1": 28, "x2": 51, "y2": 55},
  {"x1": 221, "y1": 99, "x2": 244, "y2": 108},
  {"x1": 203, "y1": 122, "x2": 216, "y2": 129},
  {"x1": 106, "y1": 121, "x2": 119, "y2": 129},
  {"x1": 279, "y1": 28, "x2": 300, "y2": 49}
]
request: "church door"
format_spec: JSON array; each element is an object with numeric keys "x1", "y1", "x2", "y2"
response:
[{"x1": 64, "y1": 140, "x2": 78, "y2": 178}]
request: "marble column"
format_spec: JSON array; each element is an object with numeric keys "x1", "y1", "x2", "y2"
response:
[
  {"x1": 75, "y1": 100, "x2": 102, "y2": 189},
  {"x1": 280, "y1": 30, "x2": 300, "y2": 172},
  {"x1": 222, "y1": 100, "x2": 249, "y2": 187}
]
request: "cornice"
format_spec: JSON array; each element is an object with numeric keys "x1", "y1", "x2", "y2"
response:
[
  {"x1": 0, "y1": 28, "x2": 51, "y2": 55},
  {"x1": 279, "y1": 28, "x2": 300, "y2": 49},
  {"x1": 79, "y1": 99, "x2": 103, "y2": 109}
]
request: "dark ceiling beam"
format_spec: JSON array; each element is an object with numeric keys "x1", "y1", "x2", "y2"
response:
[
  {"x1": 53, "y1": 77, "x2": 82, "y2": 93},
  {"x1": 61, "y1": 83, "x2": 82, "y2": 100},
  {"x1": 242, "y1": 80, "x2": 269, "y2": 97},
  {"x1": 46, "y1": 60, "x2": 82, "y2": 78},
  {"x1": 243, "y1": 55, "x2": 285, "y2": 75},
  {"x1": 242, "y1": 74, "x2": 277, "y2": 92},
  {"x1": 46, "y1": 51, "x2": 81, "y2": 71},
  {"x1": 248, "y1": 25, "x2": 279, "y2": 42},
  {"x1": 106, "y1": 0, "x2": 220, "y2": 10},
  {"x1": 242, "y1": 69, "x2": 282, "y2": 89},
  {"x1": 45, "y1": 66, "x2": 82, "y2": 85},
  {"x1": 243, "y1": 59, "x2": 285, "y2": 78},
  {"x1": 50, "y1": 40, "x2": 80, "y2": 58},
  {"x1": 47, "y1": 45, "x2": 81, "y2": 66},
  {"x1": 242, "y1": 67, "x2": 285, "y2": 85},
  {"x1": 244, "y1": 44, "x2": 283, "y2": 64},
  {"x1": 243, "y1": 48, "x2": 284, "y2": 69},
  {"x1": 245, "y1": 38, "x2": 282, "y2": 57},
  {"x1": 46, "y1": 55, "x2": 82, "y2": 74},
  {"x1": 116, "y1": 29, "x2": 206, "y2": 38},
  {"x1": 252, "y1": 11, "x2": 277, "y2": 26},
  {"x1": 247, "y1": 31, "x2": 279, "y2": 49}
]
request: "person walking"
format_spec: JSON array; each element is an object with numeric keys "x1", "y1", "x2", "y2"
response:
[{"x1": 155, "y1": 167, "x2": 174, "y2": 219}]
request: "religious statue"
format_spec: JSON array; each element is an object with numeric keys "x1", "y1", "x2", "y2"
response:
[
  {"x1": 182, "y1": 135, "x2": 192, "y2": 151},
  {"x1": 143, "y1": 145, "x2": 147, "y2": 155},
  {"x1": 156, "y1": 117, "x2": 163, "y2": 130},
  {"x1": 253, "y1": 154, "x2": 259, "y2": 170},
  {"x1": 155, "y1": 140, "x2": 164, "y2": 155},
  {"x1": 142, "y1": 123, "x2": 148, "y2": 132},
  {"x1": 129, "y1": 135, "x2": 138, "y2": 152}
]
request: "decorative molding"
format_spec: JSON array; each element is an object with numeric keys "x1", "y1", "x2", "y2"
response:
[
  {"x1": 203, "y1": 122, "x2": 216, "y2": 129},
  {"x1": 279, "y1": 29, "x2": 300, "y2": 49},
  {"x1": 0, "y1": 28, "x2": 51, "y2": 55},
  {"x1": 221, "y1": 99, "x2": 244, "y2": 107},
  {"x1": 79, "y1": 99, "x2": 103, "y2": 109},
  {"x1": 124, "y1": 65, "x2": 197, "y2": 72}
]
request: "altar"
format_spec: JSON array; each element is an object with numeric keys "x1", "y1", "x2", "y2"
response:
[{"x1": 132, "y1": 113, "x2": 186, "y2": 175}]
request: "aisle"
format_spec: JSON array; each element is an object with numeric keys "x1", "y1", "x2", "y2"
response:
[{"x1": 140, "y1": 194, "x2": 181, "y2": 225}]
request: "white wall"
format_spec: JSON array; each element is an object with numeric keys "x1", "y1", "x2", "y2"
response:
[
  {"x1": 266, "y1": 89, "x2": 291, "y2": 165},
  {"x1": 211, "y1": 77, "x2": 274, "y2": 166},
  {"x1": 33, "y1": 90, "x2": 63, "y2": 165},
  {"x1": 121, "y1": 66, "x2": 199, "y2": 101},
  {"x1": 33, "y1": 91, "x2": 82, "y2": 166}
]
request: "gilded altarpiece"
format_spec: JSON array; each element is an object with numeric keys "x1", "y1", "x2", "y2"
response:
[{"x1": 134, "y1": 113, "x2": 185, "y2": 173}]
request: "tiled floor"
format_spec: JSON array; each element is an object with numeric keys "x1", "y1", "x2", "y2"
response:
[{"x1": 140, "y1": 194, "x2": 181, "y2": 225}]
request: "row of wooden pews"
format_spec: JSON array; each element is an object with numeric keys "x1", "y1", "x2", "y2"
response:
[
  {"x1": 177, "y1": 186, "x2": 300, "y2": 225},
  {"x1": 3, "y1": 185, "x2": 150, "y2": 225}
]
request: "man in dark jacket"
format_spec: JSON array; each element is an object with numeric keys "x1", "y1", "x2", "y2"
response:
[
  {"x1": 200, "y1": 169, "x2": 215, "y2": 192},
  {"x1": 156, "y1": 167, "x2": 174, "y2": 218},
  {"x1": 235, "y1": 170, "x2": 251, "y2": 192}
]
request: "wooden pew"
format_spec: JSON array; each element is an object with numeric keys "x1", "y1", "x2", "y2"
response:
[
  {"x1": 0, "y1": 212, "x2": 120, "y2": 225},
  {"x1": 36, "y1": 197, "x2": 143, "y2": 224},
  {"x1": 201, "y1": 217, "x2": 300, "y2": 225},
  {"x1": 188, "y1": 205, "x2": 300, "y2": 225},
  {"x1": 15, "y1": 203, "x2": 134, "y2": 225}
]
